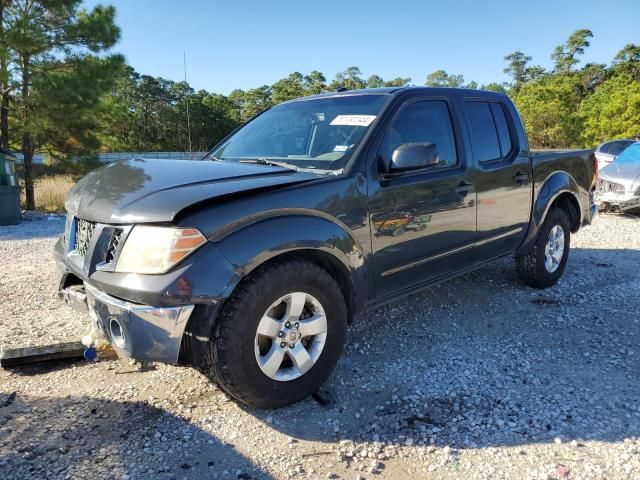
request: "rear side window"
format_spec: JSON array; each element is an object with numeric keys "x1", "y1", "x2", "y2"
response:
[
  {"x1": 464, "y1": 102, "x2": 501, "y2": 162},
  {"x1": 608, "y1": 140, "x2": 634, "y2": 156},
  {"x1": 490, "y1": 103, "x2": 513, "y2": 157},
  {"x1": 464, "y1": 101, "x2": 516, "y2": 163},
  {"x1": 599, "y1": 143, "x2": 613, "y2": 154}
]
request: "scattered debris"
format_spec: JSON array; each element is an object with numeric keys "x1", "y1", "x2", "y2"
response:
[
  {"x1": 531, "y1": 296, "x2": 561, "y2": 305},
  {"x1": 1, "y1": 391, "x2": 16, "y2": 407},
  {"x1": 0, "y1": 341, "x2": 86, "y2": 367}
]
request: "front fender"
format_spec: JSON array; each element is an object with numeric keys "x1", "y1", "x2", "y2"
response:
[
  {"x1": 180, "y1": 213, "x2": 367, "y2": 369},
  {"x1": 517, "y1": 171, "x2": 580, "y2": 255},
  {"x1": 214, "y1": 213, "x2": 366, "y2": 306}
]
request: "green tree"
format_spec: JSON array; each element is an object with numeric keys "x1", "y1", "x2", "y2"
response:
[
  {"x1": 0, "y1": 0, "x2": 13, "y2": 149},
  {"x1": 366, "y1": 74, "x2": 384, "y2": 88},
  {"x1": 551, "y1": 29, "x2": 593, "y2": 73},
  {"x1": 383, "y1": 77, "x2": 411, "y2": 87},
  {"x1": 366, "y1": 75, "x2": 410, "y2": 88},
  {"x1": 512, "y1": 76, "x2": 582, "y2": 148},
  {"x1": 576, "y1": 63, "x2": 608, "y2": 96},
  {"x1": 579, "y1": 73, "x2": 640, "y2": 145},
  {"x1": 6, "y1": 0, "x2": 121, "y2": 209},
  {"x1": 503, "y1": 51, "x2": 532, "y2": 91},
  {"x1": 612, "y1": 43, "x2": 640, "y2": 81},
  {"x1": 272, "y1": 72, "x2": 306, "y2": 103},
  {"x1": 303, "y1": 70, "x2": 326, "y2": 94},
  {"x1": 329, "y1": 66, "x2": 365, "y2": 90},
  {"x1": 482, "y1": 82, "x2": 507, "y2": 93},
  {"x1": 242, "y1": 85, "x2": 272, "y2": 120},
  {"x1": 425, "y1": 70, "x2": 464, "y2": 87}
]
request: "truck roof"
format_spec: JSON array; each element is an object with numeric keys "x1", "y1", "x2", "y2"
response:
[{"x1": 281, "y1": 86, "x2": 508, "y2": 104}]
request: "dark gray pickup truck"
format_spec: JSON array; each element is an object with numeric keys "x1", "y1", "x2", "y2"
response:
[{"x1": 55, "y1": 87, "x2": 597, "y2": 408}]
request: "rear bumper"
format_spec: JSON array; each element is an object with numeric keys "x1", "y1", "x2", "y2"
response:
[
  {"x1": 582, "y1": 190, "x2": 598, "y2": 226},
  {"x1": 84, "y1": 283, "x2": 194, "y2": 363}
]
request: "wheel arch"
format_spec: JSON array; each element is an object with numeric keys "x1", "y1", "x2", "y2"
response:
[
  {"x1": 214, "y1": 214, "x2": 367, "y2": 322},
  {"x1": 517, "y1": 171, "x2": 581, "y2": 255}
]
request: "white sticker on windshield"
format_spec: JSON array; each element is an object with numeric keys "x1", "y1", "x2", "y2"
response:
[
  {"x1": 330, "y1": 115, "x2": 376, "y2": 127},
  {"x1": 333, "y1": 145, "x2": 349, "y2": 152}
]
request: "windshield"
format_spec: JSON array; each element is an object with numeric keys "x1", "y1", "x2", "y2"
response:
[
  {"x1": 614, "y1": 142, "x2": 640, "y2": 165},
  {"x1": 207, "y1": 94, "x2": 388, "y2": 171}
]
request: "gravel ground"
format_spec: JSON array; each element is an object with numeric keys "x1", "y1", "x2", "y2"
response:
[{"x1": 1, "y1": 213, "x2": 639, "y2": 480}]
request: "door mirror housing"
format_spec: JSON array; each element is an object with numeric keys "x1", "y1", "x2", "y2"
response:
[{"x1": 390, "y1": 142, "x2": 440, "y2": 172}]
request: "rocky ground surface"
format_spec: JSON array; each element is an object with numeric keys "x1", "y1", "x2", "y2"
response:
[{"x1": 1, "y1": 213, "x2": 639, "y2": 480}]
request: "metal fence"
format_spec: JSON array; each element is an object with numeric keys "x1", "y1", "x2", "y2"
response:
[{"x1": 14, "y1": 152, "x2": 207, "y2": 164}]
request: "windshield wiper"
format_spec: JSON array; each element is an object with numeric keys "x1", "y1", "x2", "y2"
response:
[
  {"x1": 238, "y1": 158, "x2": 300, "y2": 171},
  {"x1": 226, "y1": 157, "x2": 335, "y2": 175}
]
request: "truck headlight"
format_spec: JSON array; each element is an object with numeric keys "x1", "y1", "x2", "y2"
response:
[{"x1": 115, "y1": 226, "x2": 207, "y2": 274}]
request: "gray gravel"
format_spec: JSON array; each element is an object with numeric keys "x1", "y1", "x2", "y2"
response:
[{"x1": 1, "y1": 213, "x2": 639, "y2": 479}]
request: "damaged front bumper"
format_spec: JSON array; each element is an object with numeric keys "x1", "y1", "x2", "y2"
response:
[
  {"x1": 53, "y1": 229, "x2": 238, "y2": 367},
  {"x1": 596, "y1": 191, "x2": 640, "y2": 213},
  {"x1": 58, "y1": 277, "x2": 195, "y2": 363},
  {"x1": 84, "y1": 283, "x2": 194, "y2": 363}
]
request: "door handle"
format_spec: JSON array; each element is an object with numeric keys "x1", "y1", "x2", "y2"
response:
[
  {"x1": 513, "y1": 171, "x2": 529, "y2": 183},
  {"x1": 454, "y1": 180, "x2": 474, "y2": 196}
]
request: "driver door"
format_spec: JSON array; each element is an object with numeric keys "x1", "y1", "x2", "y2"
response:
[{"x1": 369, "y1": 98, "x2": 477, "y2": 298}]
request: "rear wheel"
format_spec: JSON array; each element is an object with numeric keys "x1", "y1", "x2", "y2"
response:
[
  {"x1": 515, "y1": 208, "x2": 571, "y2": 289},
  {"x1": 206, "y1": 258, "x2": 347, "y2": 408}
]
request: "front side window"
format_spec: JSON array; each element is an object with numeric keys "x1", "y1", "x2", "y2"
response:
[
  {"x1": 207, "y1": 95, "x2": 387, "y2": 171},
  {"x1": 378, "y1": 100, "x2": 458, "y2": 169}
]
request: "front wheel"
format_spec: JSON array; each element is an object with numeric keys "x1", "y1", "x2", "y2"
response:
[
  {"x1": 515, "y1": 208, "x2": 571, "y2": 289},
  {"x1": 206, "y1": 258, "x2": 347, "y2": 409}
]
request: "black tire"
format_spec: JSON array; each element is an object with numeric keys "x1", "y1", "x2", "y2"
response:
[
  {"x1": 206, "y1": 258, "x2": 348, "y2": 409},
  {"x1": 515, "y1": 208, "x2": 571, "y2": 289}
]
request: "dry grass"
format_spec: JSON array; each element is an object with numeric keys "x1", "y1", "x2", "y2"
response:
[{"x1": 20, "y1": 175, "x2": 75, "y2": 213}]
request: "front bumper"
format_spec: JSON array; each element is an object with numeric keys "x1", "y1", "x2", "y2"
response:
[
  {"x1": 596, "y1": 191, "x2": 640, "y2": 212},
  {"x1": 84, "y1": 283, "x2": 194, "y2": 363},
  {"x1": 54, "y1": 230, "x2": 238, "y2": 365}
]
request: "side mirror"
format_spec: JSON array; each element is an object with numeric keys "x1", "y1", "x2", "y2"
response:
[{"x1": 390, "y1": 142, "x2": 440, "y2": 171}]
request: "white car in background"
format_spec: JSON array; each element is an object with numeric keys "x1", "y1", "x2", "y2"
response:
[
  {"x1": 595, "y1": 139, "x2": 635, "y2": 170},
  {"x1": 597, "y1": 142, "x2": 640, "y2": 213}
]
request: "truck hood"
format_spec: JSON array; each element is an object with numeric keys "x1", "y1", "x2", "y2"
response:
[
  {"x1": 600, "y1": 160, "x2": 640, "y2": 193},
  {"x1": 65, "y1": 158, "x2": 320, "y2": 224}
]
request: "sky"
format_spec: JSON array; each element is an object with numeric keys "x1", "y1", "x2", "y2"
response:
[{"x1": 83, "y1": 0, "x2": 640, "y2": 95}]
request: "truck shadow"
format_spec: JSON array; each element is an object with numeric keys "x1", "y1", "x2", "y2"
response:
[
  {"x1": 0, "y1": 392, "x2": 274, "y2": 480},
  {"x1": 241, "y1": 246, "x2": 640, "y2": 451}
]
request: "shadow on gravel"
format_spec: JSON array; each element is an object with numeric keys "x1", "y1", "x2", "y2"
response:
[
  {"x1": 0, "y1": 393, "x2": 273, "y2": 480},
  {"x1": 242, "y1": 246, "x2": 640, "y2": 451}
]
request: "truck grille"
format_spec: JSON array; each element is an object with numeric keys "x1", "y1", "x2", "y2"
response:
[
  {"x1": 105, "y1": 229, "x2": 123, "y2": 264},
  {"x1": 598, "y1": 179, "x2": 625, "y2": 194},
  {"x1": 74, "y1": 218, "x2": 96, "y2": 257}
]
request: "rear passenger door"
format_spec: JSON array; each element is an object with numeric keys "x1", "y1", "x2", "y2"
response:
[{"x1": 463, "y1": 100, "x2": 531, "y2": 255}]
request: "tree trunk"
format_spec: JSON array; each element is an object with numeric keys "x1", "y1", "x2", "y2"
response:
[
  {"x1": 0, "y1": 0, "x2": 9, "y2": 150},
  {"x1": 22, "y1": 54, "x2": 35, "y2": 210},
  {"x1": 22, "y1": 132, "x2": 34, "y2": 209},
  {"x1": 1, "y1": 90, "x2": 9, "y2": 150}
]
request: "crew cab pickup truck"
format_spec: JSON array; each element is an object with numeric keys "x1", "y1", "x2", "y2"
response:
[{"x1": 55, "y1": 87, "x2": 598, "y2": 408}]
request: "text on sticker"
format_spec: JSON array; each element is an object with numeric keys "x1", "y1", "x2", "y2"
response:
[{"x1": 330, "y1": 115, "x2": 377, "y2": 127}]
